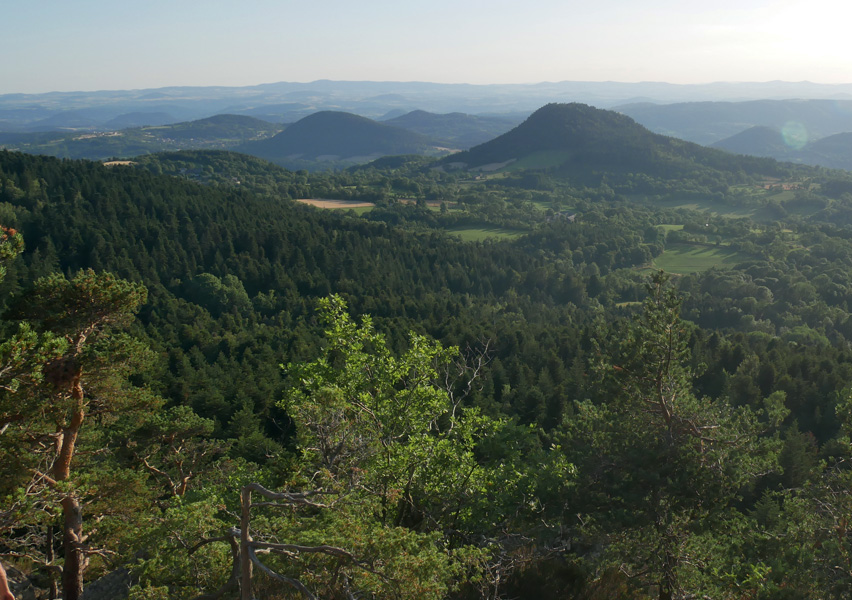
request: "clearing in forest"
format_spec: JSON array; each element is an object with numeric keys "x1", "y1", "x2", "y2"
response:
[
  {"x1": 653, "y1": 243, "x2": 744, "y2": 274},
  {"x1": 446, "y1": 226, "x2": 525, "y2": 241},
  {"x1": 296, "y1": 199, "x2": 375, "y2": 209}
]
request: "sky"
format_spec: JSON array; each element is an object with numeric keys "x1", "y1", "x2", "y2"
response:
[{"x1": 4, "y1": 0, "x2": 852, "y2": 94}]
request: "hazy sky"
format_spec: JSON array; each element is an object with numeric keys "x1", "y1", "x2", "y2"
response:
[{"x1": 4, "y1": 0, "x2": 852, "y2": 94}]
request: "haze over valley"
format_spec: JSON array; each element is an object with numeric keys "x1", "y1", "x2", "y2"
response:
[{"x1": 6, "y1": 81, "x2": 852, "y2": 172}]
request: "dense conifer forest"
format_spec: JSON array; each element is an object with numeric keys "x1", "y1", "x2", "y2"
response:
[{"x1": 5, "y1": 102, "x2": 852, "y2": 599}]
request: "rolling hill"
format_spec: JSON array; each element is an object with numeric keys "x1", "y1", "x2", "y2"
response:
[
  {"x1": 444, "y1": 103, "x2": 780, "y2": 179},
  {"x1": 0, "y1": 114, "x2": 283, "y2": 160},
  {"x1": 228, "y1": 103, "x2": 316, "y2": 123},
  {"x1": 104, "y1": 111, "x2": 178, "y2": 129},
  {"x1": 711, "y1": 126, "x2": 795, "y2": 158},
  {"x1": 237, "y1": 111, "x2": 444, "y2": 166},
  {"x1": 382, "y1": 110, "x2": 520, "y2": 149},
  {"x1": 801, "y1": 133, "x2": 852, "y2": 170},
  {"x1": 147, "y1": 114, "x2": 281, "y2": 141},
  {"x1": 713, "y1": 127, "x2": 852, "y2": 171},
  {"x1": 618, "y1": 99, "x2": 852, "y2": 145}
]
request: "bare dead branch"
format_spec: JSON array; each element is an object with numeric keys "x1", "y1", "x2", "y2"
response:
[
  {"x1": 441, "y1": 338, "x2": 492, "y2": 431},
  {"x1": 244, "y1": 483, "x2": 333, "y2": 508},
  {"x1": 251, "y1": 500, "x2": 329, "y2": 509},
  {"x1": 188, "y1": 528, "x2": 240, "y2": 556},
  {"x1": 251, "y1": 541, "x2": 354, "y2": 560},
  {"x1": 3, "y1": 551, "x2": 63, "y2": 576},
  {"x1": 247, "y1": 545, "x2": 317, "y2": 600}
]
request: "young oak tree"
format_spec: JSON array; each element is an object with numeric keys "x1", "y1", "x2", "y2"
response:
[{"x1": 195, "y1": 295, "x2": 543, "y2": 600}]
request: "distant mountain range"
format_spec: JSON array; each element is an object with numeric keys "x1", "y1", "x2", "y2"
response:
[
  {"x1": 6, "y1": 80, "x2": 852, "y2": 176},
  {"x1": 3, "y1": 95, "x2": 850, "y2": 175},
  {"x1": 713, "y1": 126, "x2": 852, "y2": 170},
  {"x1": 0, "y1": 109, "x2": 519, "y2": 166},
  {"x1": 4, "y1": 80, "x2": 852, "y2": 133},
  {"x1": 617, "y1": 99, "x2": 852, "y2": 145}
]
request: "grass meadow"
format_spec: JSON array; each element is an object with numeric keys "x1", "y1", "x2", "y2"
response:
[
  {"x1": 653, "y1": 243, "x2": 744, "y2": 274},
  {"x1": 446, "y1": 226, "x2": 526, "y2": 242}
]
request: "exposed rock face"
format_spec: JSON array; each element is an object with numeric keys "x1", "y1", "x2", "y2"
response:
[
  {"x1": 7, "y1": 566, "x2": 42, "y2": 600},
  {"x1": 80, "y1": 568, "x2": 133, "y2": 600}
]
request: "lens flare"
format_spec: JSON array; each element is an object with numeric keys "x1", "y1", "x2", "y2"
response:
[
  {"x1": 781, "y1": 121, "x2": 808, "y2": 150},
  {"x1": 832, "y1": 100, "x2": 852, "y2": 118}
]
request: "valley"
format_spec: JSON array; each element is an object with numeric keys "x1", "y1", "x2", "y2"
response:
[
  {"x1": 4, "y1": 98, "x2": 852, "y2": 600},
  {"x1": 8, "y1": 0, "x2": 852, "y2": 592}
]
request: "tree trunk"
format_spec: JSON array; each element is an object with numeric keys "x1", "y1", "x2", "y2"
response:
[
  {"x1": 61, "y1": 496, "x2": 85, "y2": 600},
  {"x1": 52, "y1": 375, "x2": 84, "y2": 482},
  {"x1": 53, "y1": 373, "x2": 86, "y2": 600},
  {"x1": 47, "y1": 525, "x2": 58, "y2": 600},
  {"x1": 240, "y1": 487, "x2": 253, "y2": 600}
]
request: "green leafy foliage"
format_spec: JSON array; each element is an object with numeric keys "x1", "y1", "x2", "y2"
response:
[{"x1": 273, "y1": 295, "x2": 518, "y2": 597}]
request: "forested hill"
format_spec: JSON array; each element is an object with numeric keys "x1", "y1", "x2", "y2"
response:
[
  {"x1": 805, "y1": 132, "x2": 852, "y2": 169},
  {"x1": 237, "y1": 110, "x2": 441, "y2": 164},
  {"x1": 0, "y1": 150, "x2": 597, "y2": 436},
  {"x1": 143, "y1": 113, "x2": 280, "y2": 141},
  {"x1": 7, "y1": 148, "x2": 852, "y2": 598},
  {"x1": 447, "y1": 102, "x2": 783, "y2": 178},
  {"x1": 711, "y1": 125, "x2": 793, "y2": 158}
]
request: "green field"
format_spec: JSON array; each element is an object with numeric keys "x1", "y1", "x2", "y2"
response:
[
  {"x1": 649, "y1": 198, "x2": 758, "y2": 218},
  {"x1": 653, "y1": 243, "x2": 745, "y2": 274},
  {"x1": 446, "y1": 226, "x2": 525, "y2": 242},
  {"x1": 349, "y1": 206, "x2": 374, "y2": 215},
  {"x1": 646, "y1": 184, "x2": 823, "y2": 221}
]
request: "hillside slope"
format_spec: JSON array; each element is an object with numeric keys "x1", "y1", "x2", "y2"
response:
[
  {"x1": 446, "y1": 103, "x2": 781, "y2": 178},
  {"x1": 711, "y1": 126, "x2": 794, "y2": 158},
  {"x1": 802, "y1": 132, "x2": 852, "y2": 170},
  {"x1": 238, "y1": 111, "x2": 441, "y2": 164},
  {"x1": 618, "y1": 99, "x2": 852, "y2": 144},
  {"x1": 713, "y1": 127, "x2": 852, "y2": 171},
  {"x1": 383, "y1": 110, "x2": 520, "y2": 148}
]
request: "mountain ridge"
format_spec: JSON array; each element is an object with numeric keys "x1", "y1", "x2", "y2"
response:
[
  {"x1": 5, "y1": 80, "x2": 852, "y2": 132},
  {"x1": 618, "y1": 99, "x2": 852, "y2": 144}
]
